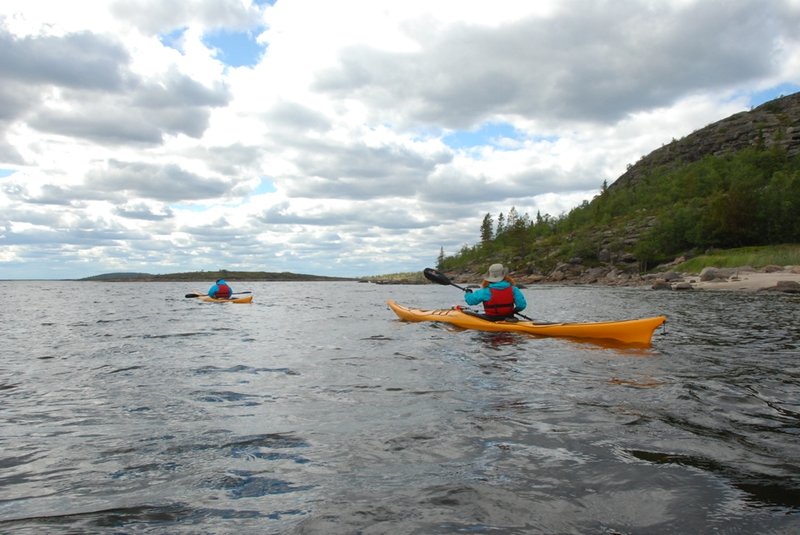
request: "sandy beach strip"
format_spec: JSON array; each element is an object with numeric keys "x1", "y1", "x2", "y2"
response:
[{"x1": 687, "y1": 268, "x2": 800, "y2": 291}]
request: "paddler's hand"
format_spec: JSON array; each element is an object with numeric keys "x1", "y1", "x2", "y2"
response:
[{"x1": 464, "y1": 289, "x2": 472, "y2": 294}]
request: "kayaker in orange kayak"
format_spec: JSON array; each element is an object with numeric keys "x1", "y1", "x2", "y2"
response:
[
  {"x1": 464, "y1": 263, "x2": 527, "y2": 318},
  {"x1": 208, "y1": 279, "x2": 233, "y2": 299}
]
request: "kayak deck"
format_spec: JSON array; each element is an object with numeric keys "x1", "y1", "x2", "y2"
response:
[
  {"x1": 198, "y1": 295, "x2": 253, "y2": 303},
  {"x1": 387, "y1": 299, "x2": 665, "y2": 345}
]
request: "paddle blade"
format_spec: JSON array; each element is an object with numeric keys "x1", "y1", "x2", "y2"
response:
[
  {"x1": 423, "y1": 267, "x2": 452, "y2": 286},
  {"x1": 185, "y1": 293, "x2": 201, "y2": 298}
]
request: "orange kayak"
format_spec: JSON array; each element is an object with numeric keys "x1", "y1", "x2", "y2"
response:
[
  {"x1": 197, "y1": 295, "x2": 253, "y2": 304},
  {"x1": 387, "y1": 299, "x2": 665, "y2": 345}
]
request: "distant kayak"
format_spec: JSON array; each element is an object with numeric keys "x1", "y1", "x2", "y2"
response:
[
  {"x1": 197, "y1": 295, "x2": 253, "y2": 303},
  {"x1": 387, "y1": 299, "x2": 665, "y2": 345}
]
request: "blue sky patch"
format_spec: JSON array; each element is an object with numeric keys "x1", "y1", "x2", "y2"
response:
[
  {"x1": 443, "y1": 122, "x2": 558, "y2": 150},
  {"x1": 0, "y1": 168, "x2": 16, "y2": 178},
  {"x1": 159, "y1": 26, "x2": 267, "y2": 68},
  {"x1": 159, "y1": 27, "x2": 187, "y2": 52},
  {"x1": 443, "y1": 122, "x2": 525, "y2": 150},
  {"x1": 750, "y1": 83, "x2": 800, "y2": 107},
  {"x1": 203, "y1": 29, "x2": 266, "y2": 68},
  {"x1": 252, "y1": 178, "x2": 277, "y2": 195}
]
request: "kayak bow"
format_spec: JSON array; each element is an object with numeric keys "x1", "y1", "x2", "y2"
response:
[{"x1": 387, "y1": 299, "x2": 665, "y2": 345}]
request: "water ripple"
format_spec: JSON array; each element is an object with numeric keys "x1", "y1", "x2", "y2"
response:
[{"x1": 1, "y1": 281, "x2": 798, "y2": 534}]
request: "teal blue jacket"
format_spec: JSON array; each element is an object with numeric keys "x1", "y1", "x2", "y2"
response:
[
  {"x1": 464, "y1": 281, "x2": 527, "y2": 312},
  {"x1": 208, "y1": 279, "x2": 232, "y2": 298}
]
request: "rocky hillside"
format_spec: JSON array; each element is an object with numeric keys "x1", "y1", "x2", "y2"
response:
[
  {"x1": 611, "y1": 91, "x2": 800, "y2": 191},
  {"x1": 442, "y1": 91, "x2": 800, "y2": 288}
]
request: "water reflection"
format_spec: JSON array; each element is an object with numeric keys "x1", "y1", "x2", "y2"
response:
[{"x1": 626, "y1": 449, "x2": 800, "y2": 509}]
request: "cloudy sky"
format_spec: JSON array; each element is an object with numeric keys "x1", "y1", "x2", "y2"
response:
[{"x1": 1, "y1": 0, "x2": 799, "y2": 279}]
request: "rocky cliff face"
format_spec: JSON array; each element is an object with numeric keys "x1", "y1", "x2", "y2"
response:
[{"x1": 611, "y1": 91, "x2": 800, "y2": 191}]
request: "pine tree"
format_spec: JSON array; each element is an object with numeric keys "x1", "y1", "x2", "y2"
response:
[
  {"x1": 480, "y1": 213, "x2": 494, "y2": 242},
  {"x1": 507, "y1": 206, "x2": 519, "y2": 229},
  {"x1": 436, "y1": 247, "x2": 445, "y2": 269}
]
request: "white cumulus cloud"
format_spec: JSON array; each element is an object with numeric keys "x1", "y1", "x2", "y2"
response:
[{"x1": 1, "y1": 0, "x2": 799, "y2": 278}]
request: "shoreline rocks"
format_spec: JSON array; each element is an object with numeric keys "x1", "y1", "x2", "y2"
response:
[{"x1": 449, "y1": 265, "x2": 800, "y2": 293}]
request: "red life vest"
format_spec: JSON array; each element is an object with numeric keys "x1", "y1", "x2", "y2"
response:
[
  {"x1": 483, "y1": 286, "x2": 515, "y2": 317},
  {"x1": 215, "y1": 283, "x2": 232, "y2": 298}
]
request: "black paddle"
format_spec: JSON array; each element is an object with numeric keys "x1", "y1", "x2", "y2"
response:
[
  {"x1": 423, "y1": 267, "x2": 469, "y2": 291},
  {"x1": 185, "y1": 291, "x2": 252, "y2": 298},
  {"x1": 422, "y1": 267, "x2": 535, "y2": 321}
]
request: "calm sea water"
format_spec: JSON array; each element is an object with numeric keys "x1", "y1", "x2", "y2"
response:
[{"x1": 1, "y1": 281, "x2": 798, "y2": 534}]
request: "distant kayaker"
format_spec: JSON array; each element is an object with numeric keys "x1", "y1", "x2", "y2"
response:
[
  {"x1": 464, "y1": 263, "x2": 527, "y2": 318},
  {"x1": 208, "y1": 279, "x2": 233, "y2": 299}
]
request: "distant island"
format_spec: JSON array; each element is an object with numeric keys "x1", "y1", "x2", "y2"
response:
[{"x1": 79, "y1": 270, "x2": 356, "y2": 282}]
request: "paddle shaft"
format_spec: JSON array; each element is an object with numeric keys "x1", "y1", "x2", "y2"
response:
[{"x1": 447, "y1": 281, "x2": 469, "y2": 292}]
